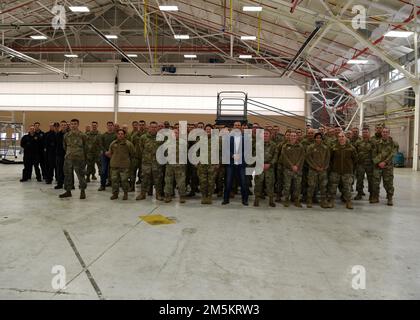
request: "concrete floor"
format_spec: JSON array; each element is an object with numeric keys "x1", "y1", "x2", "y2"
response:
[{"x1": 0, "y1": 164, "x2": 419, "y2": 300}]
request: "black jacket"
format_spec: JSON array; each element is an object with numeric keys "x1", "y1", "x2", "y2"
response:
[{"x1": 21, "y1": 134, "x2": 41, "y2": 159}]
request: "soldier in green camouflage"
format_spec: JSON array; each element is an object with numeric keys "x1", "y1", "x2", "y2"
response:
[
  {"x1": 59, "y1": 119, "x2": 87, "y2": 200},
  {"x1": 108, "y1": 129, "x2": 135, "y2": 201},
  {"x1": 164, "y1": 128, "x2": 187, "y2": 204},
  {"x1": 127, "y1": 121, "x2": 142, "y2": 192},
  {"x1": 254, "y1": 130, "x2": 278, "y2": 207},
  {"x1": 351, "y1": 127, "x2": 361, "y2": 145},
  {"x1": 300, "y1": 128, "x2": 315, "y2": 203},
  {"x1": 197, "y1": 125, "x2": 219, "y2": 204},
  {"x1": 328, "y1": 132, "x2": 357, "y2": 209},
  {"x1": 305, "y1": 133, "x2": 330, "y2": 208},
  {"x1": 371, "y1": 123, "x2": 384, "y2": 144},
  {"x1": 281, "y1": 131, "x2": 305, "y2": 208},
  {"x1": 275, "y1": 129, "x2": 291, "y2": 202},
  {"x1": 85, "y1": 121, "x2": 101, "y2": 182},
  {"x1": 371, "y1": 128, "x2": 399, "y2": 206},
  {"x1": 136, "y1": 121, "x2": 164, "y2": 201},
  {"x1": 354, "y1": 127, "x2": 374, "y2": 201}
]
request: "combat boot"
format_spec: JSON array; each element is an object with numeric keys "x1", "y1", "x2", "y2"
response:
[
  {"x1": 370, "y1": 196, "x2": 379, "y2": 204},
  {"x1": 328, "y1": 198, "x2": 335, "y2": 208},
  {"x1": 283, "y1": 199, "x2": 290, "y2": 208},
  {"x1": 201, "y1": 197, "x2": 207, "y2": 205},
  {"x1": 346, "y1": 200, "x2": 354, "y2": 210},
  {"x1": 59, "y1": 191, "x2": 72, "y2": 198},
  {"x1": 306, "y1": 199, "x2": 313, "y2": 208},
  {"x1": 207, "y1": 197, "x2": 213, "y2": 205},
  {"x1": 275, "y1": 194, "x2": 282, "y2": 203},
  {"x1": 128, "y1": 183, "x2": 135, "y2": 193},
  {"x1": 136, "y1": 192, "x2": 146, "y2": 201},
  {"x1": 98, "y1": 186, "x2": 106, "y2": 191},
  {"x1": 180, "y1": 196, "x2": 186, "y2": 204},
  {"x1": 123, "y1": 192, "x2": 128, "y2": 201},
  {"x1": 80, "y1": 190, "x2": 86, "y2": 200},
  {"x1": 110, "y1": 192, "x2": 119, "y2": 200},
  {"x1": 86, "y1": 176, "x2": 91, "y2": 183},
  {"x1": 156, "y1": 193, "x2": 164, "y2": 201},
  {"x1": 164, "y1": 195, "x2": 172, "y2": 203},
  {"x1": 387, "y1": 195, "x2": 393, "y2": 206},
  {"x1": 294, "y1": 200, "x2": 303, "y2": 208},
  {"x1": 253, "y1": 196, "x2": 260, "y2": 207},
  {"x1": 269, "y1": 196, "x2": 276, "y2": 208},
  {"x1": 320, "y1": 198, "x2": 329, "y2": 209},
  {"x1": 354, "y1": 193, "x2": 363, "y2": 200},
  {"x1": 92, "y1": 175, "x2": 97, "y2": 181}
]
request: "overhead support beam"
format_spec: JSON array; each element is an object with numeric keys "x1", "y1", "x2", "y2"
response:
[
  {"x1": 281, "y1": 21, "x2": 325, "y2": 77},
  {"x1": 333, "y1": 19, "x2": 419, "y2": 84},
  {"x1": 0, "y1": 44, "x2": 68, "y2": 77},
  {"x1": 0, "y1": 23, "x2": 150, "y2": 76},
  {"x1": 361, "y1": 77, "x2": 413, "y2": 103}
]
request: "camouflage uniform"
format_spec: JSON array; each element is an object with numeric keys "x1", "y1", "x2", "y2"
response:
[
  {"x1": 137, "y1": 132, "x2": 164, "y2": 199},
  {"x1": 305, "y1": 142, "x2": 330, "y2": 206},
  {"x1": 63, "y1": 130, "x2": 87, "y2": 192},
  {"x1": 275, "y1": 139, "x2": 287, "y2": 201},
  {"x1": 85, "y1": 130, "x2": 101, "y2": 180},
  {"x1": 109, "y1": 138, "x2": 135, "y2": 195},
  {"x1": 197, "y1": 138, "x2": 219, "y2": 203},
  {"x1": 372, "y1": 138, "x2": 399, "y2": 203},
  {"x1": 186, "y1": 140, "x2": 199, "y2": 195},
  {"x1": 164, "y1": 138, "x2": 187, "y2": 201},
  {"x1": 254, "y1": 140, "x2": 278, "y2": 206},
  {"x1": 99, "y1": 132, "x2": 117, "y2": 188},
  {"x1": 281, "y1": 142, "x2": 305, "y2": 205},
  {"x1": 300, "y1": 137, "x2": 314, "y2": 202},
  {"x1": 128, "y1": 130, "x2": 143, "y2": 189},
  {"x1": 354, "y1": 138, "x2": 374, "y2": 198},
  {"x1": 328, "y1": 142, "x2": 357, "y2": 208}
]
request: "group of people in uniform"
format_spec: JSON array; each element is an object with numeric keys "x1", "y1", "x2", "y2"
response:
[{"x1": 19, "y1": 119, "x2": 399, "y2": 210}]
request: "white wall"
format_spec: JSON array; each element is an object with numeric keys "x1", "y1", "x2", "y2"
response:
[{"x1": 0, "y1": 66, "x2": 305, "y2": 115}]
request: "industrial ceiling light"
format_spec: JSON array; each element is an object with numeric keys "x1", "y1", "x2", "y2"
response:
[
  {"x1": 184, "y1": 54, "x2": 197, "y2": 58},
  {"x1": 384, "y1": 31, "x2": 414, "y2": 37},
  {"x1": 64, "y1": 54, "x2": 78, "y2": 58},
  {"x1": 159, "y1": 5, "x2": 179, "y2": 11},
  {"x1": 241, "y1": 36, "x2": 257, "y2": 40},
  {"x1": 239, "y1": 55, "x2": 253, "y2": 59},
  {"x1": 347, "y1": 59, "x2": 369, "y2": 64},
  {"x1": 69, "y1": 6, "x2": 90, "y2": 12},
  {"x1": 305, "y1": 91, "x2": 319, "y2": 94},
  {"x1": 174, "y1": 34, "x2": 190, "y2": 39},
  {"x1": 30, "y1": 35, "x2": 47, "y2": 40},
  {"x1": 243, "y1": 6, "x2": 263, "y2": 12},
  {"x1": 105, "y1": 35, "x2": 118, "y2": 39},
  {"x1": 127, "y1": 54, "x2": 138, "y2": 57},
  {"x1": 322, "y1": 78, "x2": 339, "y2": 81}
]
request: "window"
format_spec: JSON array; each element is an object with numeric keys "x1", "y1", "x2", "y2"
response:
[
  {"x1": 368, "y1": 78, "x2": 379, "y2": 91},
  {"x1": 389, "y1": 68, "x2": 405, "y2": 81},
  {"x1": 352, "y1": 86, "x2": 362, "y2": 95}
]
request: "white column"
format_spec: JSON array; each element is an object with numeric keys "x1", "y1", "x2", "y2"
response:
[
  {"x1": 359, "y1": 101, "x2": 364, "y2": 131},
  {"x1": 113, "y1": 66, "x2": 119, "y2": 124}
]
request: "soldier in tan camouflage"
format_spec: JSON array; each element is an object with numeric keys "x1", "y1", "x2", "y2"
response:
[
  {"x1": 305, "y1": 132, "x2": 330, "y2": 208},
  {"x1": 59, "y1": 119, "x2": 87, "y2": 200},
  {"x1": 281, "y1": 131, "x2": 305, "y2": 208},
  {"x1": 328, "y1": 132, "x2": 357, "y2": 209},
  {"x1": 108, "y1": 129, "x2": 135, "y2": 201},
  {"x1": 254, "y1": 130, "x2": 278, "y2": 207},
  {"x1": 136, "y1": 122, "x2": 164, "y2": 201},
  {"x1": 354, "y1": 127, "x2": 374, "y2": 201},
  {"x1": 371, "y1": 128, "x2": 399, "y2": 206}
]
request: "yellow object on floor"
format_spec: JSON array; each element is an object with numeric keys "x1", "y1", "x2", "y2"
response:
[{"x1": 139, "y1": 215, "x2": 176, "y2": 225}]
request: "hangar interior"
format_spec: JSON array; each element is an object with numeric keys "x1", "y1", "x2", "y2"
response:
[{"x1": 0, "y1": 0, "x2": 419, "y2": 300}]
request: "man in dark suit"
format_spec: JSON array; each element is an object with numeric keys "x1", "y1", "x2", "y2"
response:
[{"x1": 222, "y1": 121, "x2": 249, "y2": 206}]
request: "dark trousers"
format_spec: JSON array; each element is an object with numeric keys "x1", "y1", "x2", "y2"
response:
[
  {"x1": 100, "y1": 154, "x2": 110, "y2": 187},
  {"x1": 46, "y1": 153, "x2": 56, "y2": 182},
  {"x1": 39, "y1": 151, "x2": 47, "y2": 179},
  {"x1": 22, "y1": 155, "x2": 41, "y2": 180},
  {"x1": 224, "y1": 165, "x2": 248, "y2": 202},
  {"x1": 56, "y1": 156, "x2": 65, "y2": 186}
]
